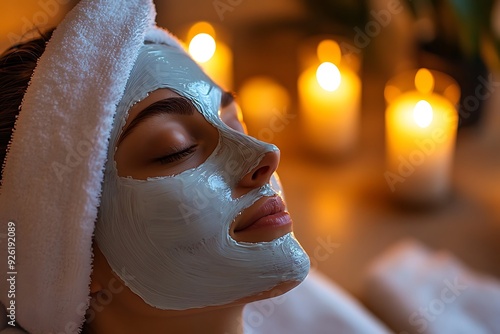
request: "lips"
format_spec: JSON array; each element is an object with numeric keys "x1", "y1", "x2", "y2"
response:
[{"x1": 234, "y1": 196, "x2": 291, "y2": 232}]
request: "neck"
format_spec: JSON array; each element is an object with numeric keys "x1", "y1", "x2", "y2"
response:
[{"x1": 87, "y1": 303, "x2": 245, "y2": 334}]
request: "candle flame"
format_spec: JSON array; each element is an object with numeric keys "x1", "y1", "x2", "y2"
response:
[
  {"x1": 316, "y1": 62, "x2": 341, "y2": 92},
  {"x1": 189, "y1": 33, "x2": 216, "y2": 63},
  {"x1": 413, "y1": 100, "x2": 433, "y2": 128},
  {"x1": 188, "y1": 21, "x2": 216, "y2": 40},
  {"x1": 415, "y1": 68, "x2": 434, "y2": 94},
  {"x1": 317, "y1": 39, "x2": 341, "y2": 65}
]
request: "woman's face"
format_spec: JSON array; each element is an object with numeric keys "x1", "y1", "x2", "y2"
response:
[
  {"x1": 94, "y1": 43, "x2": 309, "y2": 311},
  {"x1": 114, "y1": 88, "x2": 290, "y2": 243}
]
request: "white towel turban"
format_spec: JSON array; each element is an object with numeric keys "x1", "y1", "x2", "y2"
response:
[{"x1": 0, "y1": 0, "x2": 186, "y2": 332}]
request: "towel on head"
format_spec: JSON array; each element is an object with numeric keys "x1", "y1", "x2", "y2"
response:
[{"x1": 0, "y1": 0, "x2": 184, "y2": 332}]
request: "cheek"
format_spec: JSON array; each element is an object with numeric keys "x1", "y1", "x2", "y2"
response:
[{"x1": 133, "y1": 161, "x2": 234, "y2": 249}]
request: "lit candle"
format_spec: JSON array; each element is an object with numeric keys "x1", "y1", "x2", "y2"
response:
[
  {"x1": 298, "y1": 39, "x2": 361, "y2": 155},
  {"x1": 384, "y1": 68, "x2": 460, "y2": 204},
  {"x1": 187, "y1": 21, "x2": 233, "y2": 90},
  {"x1": 238, "y1": 76, "x2": 291, "y2": 143}
]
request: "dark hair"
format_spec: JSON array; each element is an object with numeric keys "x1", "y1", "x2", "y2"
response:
[{"x1": 0, "y1": 29, "x2": 53, "y2": 181}]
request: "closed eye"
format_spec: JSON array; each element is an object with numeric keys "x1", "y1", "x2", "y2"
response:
[{"x1": 156, "y1": 145, "x2": 197, "y2": 165}]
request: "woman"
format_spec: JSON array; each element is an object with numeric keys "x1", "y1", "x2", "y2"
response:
[
  {"x1": 88, "y1": 41, "x2": 310, "y2": 333},
  {"x1": 0, "y1": 0, "x2": 309, "y2": 333}
]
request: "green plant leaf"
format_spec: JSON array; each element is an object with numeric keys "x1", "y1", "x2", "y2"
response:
[{"x1": 446, "y1": 0, "x2": 494, "y2": 57}]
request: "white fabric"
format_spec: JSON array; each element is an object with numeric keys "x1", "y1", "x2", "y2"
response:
[
  {"x1": 364, "y1": 239, "x2": 500, "y2": 334},
  {"x1": 0, "y1": 0, "x2": 184, "y2": 332},
  {"x1": 244, "y1": 270, "x2": 393, "y2": 334}
]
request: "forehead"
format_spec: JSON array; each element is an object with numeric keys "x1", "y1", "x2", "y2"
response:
[{"x1": 121, "y1": 43, "x2": 222, "y2": 121}]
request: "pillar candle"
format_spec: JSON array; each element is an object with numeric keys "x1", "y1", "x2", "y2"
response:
[
  {"x1": 187, "y1": 21, "x2": 233, "y2": 90},
  {"x1": 384, "y1": 68, "x2": 460, "y2": 204},
  {"x1": 298, "y1": 39, "x2": 361, "y2": 155}
]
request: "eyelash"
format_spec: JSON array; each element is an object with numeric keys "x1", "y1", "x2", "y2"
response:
[{"x1": 157, "y1": 145, "x2": 197, "y2": 165}]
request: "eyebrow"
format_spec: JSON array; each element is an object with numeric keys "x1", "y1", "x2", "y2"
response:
[{"x1": 118, "y1": 97, "x2": 196, "y2": 145}]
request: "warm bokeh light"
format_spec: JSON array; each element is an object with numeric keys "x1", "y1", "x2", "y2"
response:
[
  {"x1": 443, "y1": 83, "x2": 461, "y2": 105},
  {"x1": 316, "y1": 62, "x2": 341, "y2": 92},
  {"x1": 413, "y1": 100, "x2": 434, "y2": 128},
  {"x1": 186, "y1": 22, "x2": 233, "y2": 89},
  {"x1": 317, "y1": 39, "x2": 342, "y2": 65},
  {"x1": 239, "y1": 77, "x2": 290, "y2": 115},
  {"x1": 188, "y1": 33, "x2": 216, "y2": 63},
  {"x1": 238, "y1": 76, "x2": 290, "y2": 139},
  {"x1": 187, "y1": 21, "x2": 216, "y2": 42},
  {"x1": 415, "y1": 68, "x2": 434, "y2": 94},
  {"x1": 384, "y1": 84, "x2": 402, "y2": 104}
]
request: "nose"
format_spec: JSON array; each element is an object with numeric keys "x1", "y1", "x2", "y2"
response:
[{"x1": 233, "y1": 149, "x2": 280, "y2": 198}]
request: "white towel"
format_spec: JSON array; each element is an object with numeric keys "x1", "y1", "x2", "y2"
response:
[
  {"x1": 244, "y1": 270, "x2": 394, "y2": 334},
  {"x1": 363, "y1": 239, "x2": 500, "y2": 334},
  {"x1": 0, "y1": 0, "x2": 184, "y2": 332}
]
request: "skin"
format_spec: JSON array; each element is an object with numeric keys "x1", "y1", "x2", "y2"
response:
[{"x1": 87, "y1": 89, "x2": 299, "y2": 333}]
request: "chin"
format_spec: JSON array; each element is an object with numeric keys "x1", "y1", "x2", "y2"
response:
[{"x1": 165, "y1": 280, "x2": 305, "y2": 317}]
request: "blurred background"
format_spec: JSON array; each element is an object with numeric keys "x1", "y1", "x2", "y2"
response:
[{"x1": 1, "y1": 1, "x2": 500, "y2": 333}]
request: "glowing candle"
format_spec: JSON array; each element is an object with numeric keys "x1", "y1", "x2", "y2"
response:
[
  {"x1": 384, "y1": 68, "x2": 460, "y2": 204},
  {"x1": 238, "y1": 76, "x2": 291, "y2": 143},
  {"x1": 187, "y1": 22, "x2": 233, "y2": 90},
  {"x1": 298, "y1": 39, "x2": 361, "y2": 155}
]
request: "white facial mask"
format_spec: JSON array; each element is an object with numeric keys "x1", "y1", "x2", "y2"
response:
[{"x1": 95, "y1": 44, "x2": 310, "y2": 310}]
